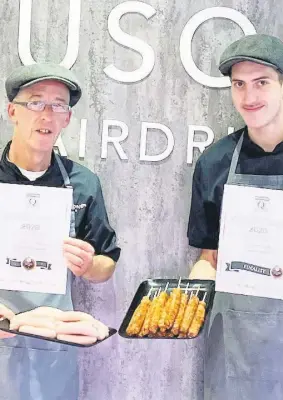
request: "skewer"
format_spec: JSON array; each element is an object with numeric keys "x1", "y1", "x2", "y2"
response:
[
  {"x1": 165, "y1": 281, "x2": 183, "y2": 329},
  {"x1": 185, "y1": 282, "x2": 189, "y2": 294},
  {"x1": 196, "y1": 285, "x2": 200, "y2": 297},
  {"x1": 157, "y1": 291, "x2": 172, "y2": 332},
  {"x1": 139, "y1": 289, "x2": 160, "y2": 337},
  {"x1": 181, "y1": 287, "x2": 206, "y2": 292},
  {"x1": 187, "y1": 291, "x2": 207, "y2": 338},
  {"x1": 127, "y1": 282, "x2": 210, "y2": 339},
  {"x1": 149, "y1": 283, "x2": 169, "y2": 334},
  {"x1": 171, "y1": 281, "x2": 190, "y2": 336},
  {"x1": 126, "y1": 289, "x2": 153, "y2": 336},
  {"x1": 179, "y1": 287, "x2": 200, "y2": 335}
]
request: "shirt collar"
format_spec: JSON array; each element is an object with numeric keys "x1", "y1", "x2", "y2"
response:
[
  {"x1": 242, "y1": 127, "x2": 283, "y2": 156},
  {"x1": 1, "y1": 141, "x2": 57, "y2": 179}
]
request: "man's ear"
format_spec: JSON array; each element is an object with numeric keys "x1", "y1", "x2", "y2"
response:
[{"x1": 7, "y1": 103, "x2": 17, "y2": 123}]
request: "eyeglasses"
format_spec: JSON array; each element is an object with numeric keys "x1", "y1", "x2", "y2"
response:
[{"x1": 12, "y1": 101, "x2": 71, "y2": 113}]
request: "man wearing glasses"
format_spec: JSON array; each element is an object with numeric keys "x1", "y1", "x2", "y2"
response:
[{"x1": 0, "y1": 63, "x2": 120, "y2": 399}]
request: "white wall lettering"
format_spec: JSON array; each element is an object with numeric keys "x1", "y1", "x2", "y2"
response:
[
  {"x1": 140, "y1": 122, "x2": 174, "y2": 161},
  {"x1": 18, "y1": 0, "x2": 81, "y2": 68},
  {"x1": 101, "y1": 120, "x2": 129, "y2": 159},
  {"x1": 79, "y1": 119, "x2": 87, "y2": 159},
  {"x1": 180, "y1": 7, "x2": 256, "y2": 88},
  {"x1": 104, "y1": 1, "x2": 156, "y2": 83},
  {"x1": 187, "y1": 125, "x2": 214, "y2": 164},
  {"x1": 54, "y1": 135, "x2": 68, "y2": 157}
]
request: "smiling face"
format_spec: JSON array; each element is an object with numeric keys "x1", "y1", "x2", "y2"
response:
[
  {"x1": 7, "y1": 80, "x2": 71, "y2": 153},
  {"x1": 231, "y1": 61, "x2": 283, "y2": 130}
]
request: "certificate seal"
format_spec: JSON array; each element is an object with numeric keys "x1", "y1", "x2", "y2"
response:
[
  {"x1": 22, "y1": 257, "x2": 36, "y2": 271},
  {"x1": 29, "y1": 197, "x2": 37, "y2": 206},
  {"x1": 271, "y1": 266, "x2": 283, "y2": 278}
]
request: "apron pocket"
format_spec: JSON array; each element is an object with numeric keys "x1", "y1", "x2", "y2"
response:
[{"x1": 225, "y1": 309, "x2": 283, "y2": 382}]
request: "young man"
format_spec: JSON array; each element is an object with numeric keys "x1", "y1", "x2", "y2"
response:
[
  {"x1": 0, "y1": 63, "x2": 121, "y2": 400},
  {"x1": 188, "y1": 34, "x2": 283, "y2": 399}
]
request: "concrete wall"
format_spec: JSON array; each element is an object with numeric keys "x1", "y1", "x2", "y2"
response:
[{"x1": 0, "y1": 0, "x2": 281, "y2": 399}]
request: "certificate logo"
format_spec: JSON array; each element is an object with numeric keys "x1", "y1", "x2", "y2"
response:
[
  {"x1": 22, "y1": 257, "x2": 36, "y2": 271},
  {"x1": 271, "y1": 266, "x2": 283, "y2": 278},
  {"x1": 255, "y1": 196, "x2": 269, "y2": 211},
  {"x1": 26, "y1": 193, "x2": 40, "y2": 207}
]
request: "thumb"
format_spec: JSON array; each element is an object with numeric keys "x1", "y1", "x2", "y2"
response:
[{"x1": 0, "y1": 305, "x2": 15, "y2": 321}]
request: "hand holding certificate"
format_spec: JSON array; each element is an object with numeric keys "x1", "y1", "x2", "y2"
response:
[
  {"x1": 63, "y1": 237, "x2": 95, "y2": 277},
  {"x1": 216, "y1": 184, "x2": 283, "y2": 300},
  {"x1": 0, "y1": 183, "x2": 73, "y2": 294}
]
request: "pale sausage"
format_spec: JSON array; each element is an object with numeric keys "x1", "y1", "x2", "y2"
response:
[
  {"x1": 57, "y1": 334, "x2": 98, "y2": 345},
  {"x1": 19, "y1": 325, "x2": 56, "y2": 338}
]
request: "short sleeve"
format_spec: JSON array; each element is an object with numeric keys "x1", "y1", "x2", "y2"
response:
[
  {"x1": 77, "y1": 175, "x2": 121, "y2": 262},
  {"x1": 187, "y1": 159, "x2": 220, "y2": 249}
]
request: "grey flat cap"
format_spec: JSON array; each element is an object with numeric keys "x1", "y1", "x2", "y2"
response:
[
  {"x1": 219, "y1": 34, "x2": 283, "y2": 76},
  {"x1": 5, "y1": 63, "x2": 82, "y2": 107}
]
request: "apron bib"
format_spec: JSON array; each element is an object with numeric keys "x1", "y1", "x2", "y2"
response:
[
  {"x1": 204, "y1": 133, "x2": 283, "y2": 400},
  {"x1": 0, "y1": 154, "x2": 79, "y2": 400}
]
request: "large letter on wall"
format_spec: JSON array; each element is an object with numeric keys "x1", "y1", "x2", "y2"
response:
[
  {"x1": 101, "y1": 120, "x2": 129, "y2": 160},
  {"x1": 140, "y1": 122, "x2": 174, "y2": 161},
  {"x1": 54, "y1": 136, "x2": 68, "y2": 157},
  {"x1": 187, "y1": 125, "x2": 214, "y2": 164},
  {"x1": 18, "y1": 0, "x2": 81, "y2": 68},
  {"x1": 104, "y1": 1, "x2": 156, "y2": 83},
  {"x1": 180, "y1": 7, "x2": 256, "y2": 88}
]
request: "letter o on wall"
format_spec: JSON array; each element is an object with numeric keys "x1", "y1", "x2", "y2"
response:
[{"x1": 180, "y1": 7, "x2": 257, "y2": 88}]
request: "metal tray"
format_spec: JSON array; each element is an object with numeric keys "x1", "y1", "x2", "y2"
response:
[
  {"x1": 119, "y1": 278, "x2": 215, "y2": 339},
  {"x1": 0, "y1": 318, "x2": 117, "y2": 348}
]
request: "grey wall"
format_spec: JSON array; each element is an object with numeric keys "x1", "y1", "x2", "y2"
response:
[{"x1": 0, "y1": 1, "x2": 282, "y2": 399}]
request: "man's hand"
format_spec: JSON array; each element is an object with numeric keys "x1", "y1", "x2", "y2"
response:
[
  {"x1": 189, "y1": 260, "x2": 216, "y2": 280},
  {"x1": 0, "y1": 304, "x2": 16, "y2": 339},
  {"x1": 189, "y1": 249, "x2": 218, "y2": 280},
  {"x1": 63, "y1": 237, "x2": 95, "y2": 277}
]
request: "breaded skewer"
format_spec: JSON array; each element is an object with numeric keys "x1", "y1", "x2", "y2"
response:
[
  {"x1": 158, "y1": 292, "x2": 173, "y2": 333},
  {"x1": 188, "y1": 293, "x2": 207, "y2": 338},
  {"x1": 139, "y1": 289, "x2": 160, "y2": 337},
  {"x1": 149, "y1": 283, "x2": 169, "y2": 334},
  {"x1": 171, "y1": 283, "x2": 189, "y2": 336},
  {"x1": 179, "y1": 287, "x2": 200, "y2": 334},
  {"x1": 165, "y1": 287, "x2": 182, "y2": 329},
  {"x1": 126, "y1": 289, "x2": 153, "y2": 336}
]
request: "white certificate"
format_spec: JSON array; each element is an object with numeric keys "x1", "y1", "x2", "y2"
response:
[
  {"x1": 0, "y1": 183, "x2": 73, "y2": 294},
  {"x1": 216, "y1": 184, "x2": 283, "y2": 300}
]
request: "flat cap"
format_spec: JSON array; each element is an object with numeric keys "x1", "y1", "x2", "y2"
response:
[
  {"x1": 5, "y1": 63, "x2": 82, "y2": 107},
  {"x1": 219, "y1": 34, "x2": 283, "y2": 76}
]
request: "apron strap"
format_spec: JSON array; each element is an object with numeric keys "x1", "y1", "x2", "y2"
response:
[
  {"x1": 54, "y1": 153, "x2": 76, "y2": 238},
  {"x1": 227, "y1": 132, "x2": 244, "y2": 183}
]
